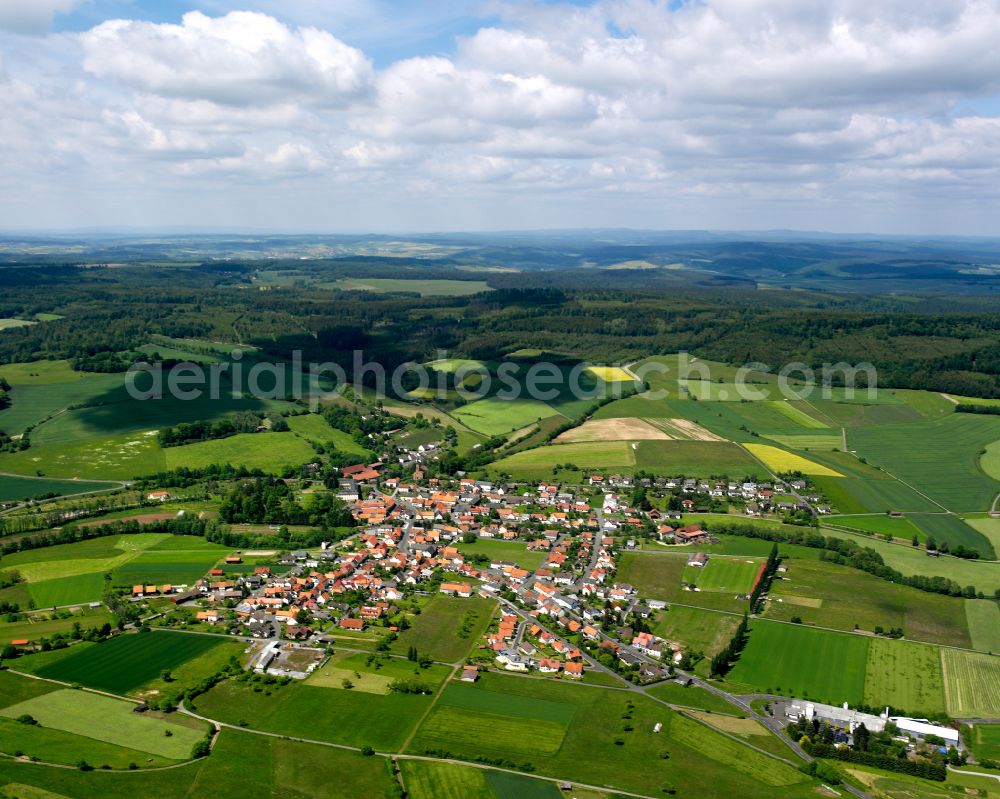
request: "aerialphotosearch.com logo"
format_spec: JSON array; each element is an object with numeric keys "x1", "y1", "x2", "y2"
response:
[{"x1": 124, "y1": 350, "x2": 879, "y2": 409}]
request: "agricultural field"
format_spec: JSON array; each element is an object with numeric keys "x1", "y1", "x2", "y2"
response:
[
  {"x1": 452, "y1": 396, "x2": 564, "y2": 437},
  {"x1": 591, "y1": 392, "x2": 681, "y2": 419},
  {"x1": 286, "y1": 413, "x2": 372, "y2": 456},
  {"x1": 0, "y1": 689, "x2": 207, "y2": 761},
  {"x1": 400, "y1": 761, "x2": 563, "y2": 799},
  {"x1": 742, "y1": 443, "x2": 843, "y2": 476},
  {"x1": 909, "y1": 513, "x2": 994, "y2": 557},
  {"x1": 683, "y1": 556, "x2": 762, "y2": 594},
  {"x1": 308, "y1": 652, "x2": 451, "y2": 694},
  {"x1": 862, "y1": 639, "x2": 946, "y2": 715},
  {"x1": 555, "y1": 416, "x2": 669, "y2": 442},
  {"x1": 633, "y1": 440, "x2": 762, "y2": 475},
  {"x1": 968, "y1": 724, "x2": 1000, "y2": 762},
  {"x1": 30, "y1": 389, "x2": 295, "y2": 448},
  {"x1": 191, "y1": 677, "x2": 432, "y2": 750},
  {"x1": 31, "y1": 630, "x2": 235, "y2": 694},
  {"x1": 326, "y1": 277, "x2": 492, "y2": 296},
  {"x1": 0, "y1": 474, "x2": 118, "y2": 502},
  {"x1": 618, "y1": 551, "x2": 686, "y2": 601},
  {"x1": 766, "y1": 557, "x2": 972, "y2": 648},
  {"x1": 1, "y1": 534, "x2": 228, "y2": 607},
  {"x1": 726, "y1": 621, "x2": 870, "y2": 705},
  {"x1": 652, "y1": 605, "x2": 743, "y2": 664},
  {"x1": 407, "y1": 672, "x2": 814, "y2": 798},
  {"x1": 0, "y1": 728, "x2": 397, "y2": 797},
  {"x1": 825, "y1": 513, "x2": 925, "y2": 540},
  {"x1": 489, "y1": 440, "x2": 635, "y2": 477},
  {"x1": 941, "y1": 649, "x2": 1000, "y2": 718},
  {"x1": 163, "y1": 431, "x2": 315, "y2": 472},
  {"x1": 389, "y1": 594, "x2": 496, "y2": 662},
  {"x1": 0, "y1": 606, "x2": 113, "y2": 644},
  {"x1": 0, "y1": 431, "x2": 166, "y2": 481},
  {"x1": 820, "y1": 527, "x2": 1000, "y2": 595},
  {"x1": 966, "y1": 600, "x2": 1000, "y2": 653},
  {"x1": 849, "y1": 414, "x2": 1000, "y2": 512},
  {"x1": 967, "y1": 516, "x2": 1000, "y2": 554},
  {"x1": 455, "y1": 538, "x2": 549, "y2": 571},
  {"x1": 765, "y1": 433, "x2": 843, "y2": 451},
  {"x1": 817, "y1": 476, "x2": 940, "y2": 515},
  {"x1": 584, "y1": 365, "x2": 633, "y2": 382},
  {"x1": 0, "y1": 360, "x2": 125, "y2": 437}
]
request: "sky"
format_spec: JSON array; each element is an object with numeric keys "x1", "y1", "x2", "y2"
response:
[{"x1": 1, "y1": 0, "x2": 999, "y2": 235}]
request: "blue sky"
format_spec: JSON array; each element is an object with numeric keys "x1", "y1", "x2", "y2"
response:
[{"x1": 1, "y1": 0, "x2": 999, "y2": 234}]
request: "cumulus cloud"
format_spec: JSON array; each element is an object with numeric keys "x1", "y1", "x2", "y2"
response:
[
  {"x1": 2, "y1": 2, "x2": 1000, "y2": 231},
  {"x1": 80, "y1": 11, "x2": 373, "y2": 107}
]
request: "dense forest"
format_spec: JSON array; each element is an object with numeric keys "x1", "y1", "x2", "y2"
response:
[{"x1": 1, "y1": 239, "x2": 1000, "y2": 398}]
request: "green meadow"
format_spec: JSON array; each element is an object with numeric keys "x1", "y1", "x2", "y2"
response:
[
  {"x1": 163, "y1": 431, "x2": 315, "y2": 472},
  {"x1": 389, "y1": 594, "x2": 496, "y2": 662},
  {"x1": 0, "y1": 689, "x2": 206, "y2": 760},
  {"x1": 726, "y1": 621, "x2": 870, "y2": 705},
  {"x1": 34, "y1": 630, "x2": 233, "y2": 693},
  {"x1": 849, "y1": 414, "x2": 1000, "y2": 513}
]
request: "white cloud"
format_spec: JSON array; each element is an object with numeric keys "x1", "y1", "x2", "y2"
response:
[
  {"x1": 0, "y1": 0, "x2": 80, "y2": 35},
  {"x1": 2, "y1": 2, "x2": 1000, "y2": 232},
  {"x1": 80, "y1": 11, "x2": 373, "y2": 107}
]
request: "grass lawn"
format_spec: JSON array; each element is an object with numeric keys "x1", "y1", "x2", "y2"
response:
[
  {"x1": 727, "y1": 621, "x2": 870, "y2": 706},
  {"x1": 966, "y1": 599, "x2": 1000, "y2": 654},
  {"x1": 941, "y1": 649, "x2": 1000, "y2": 718},
  {"x1": 307, "y1": 652, "x2": 451, "y2": 694},
  {"x1": 191, "y1": 678, "x2": 431, "y2": 750},
  {"x1": 34, "y1": 630, "x2": 232, "y2": 693},
  {"x1": 766, "y1": 557, "x2": 971, "y2": 648},
  {"x1": 455, "y1": 539, "x2": 548, "y2": 571},
  {"x1": 164, "y1": 432, "x2": 315, "y2": 473},
  {"x1": 408, "y1": 672, "x2": 814, "y2": 798},
  {"x1": 390, "y1": 595, "x2": 496, "y2": 662},
  {"x1": 646, "y1": 680, "x2": 744, "y2": 714},
  {"x1": 684, "y1": 557, "x2": 761, "y2": 594},
  {"x1": 969, "y1": 724, "x2": 1000, "y2": 762},
  {"x1": 862, "y1": 638, "x2": 946, "y2": 715},
  {"x1": 0, "y1": 689, "x2": 206, "y2": 759}
]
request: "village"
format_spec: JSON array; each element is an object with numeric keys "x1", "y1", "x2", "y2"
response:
[{"x1": 132, "y1": 463, "x2": 828, "y2": 684}]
